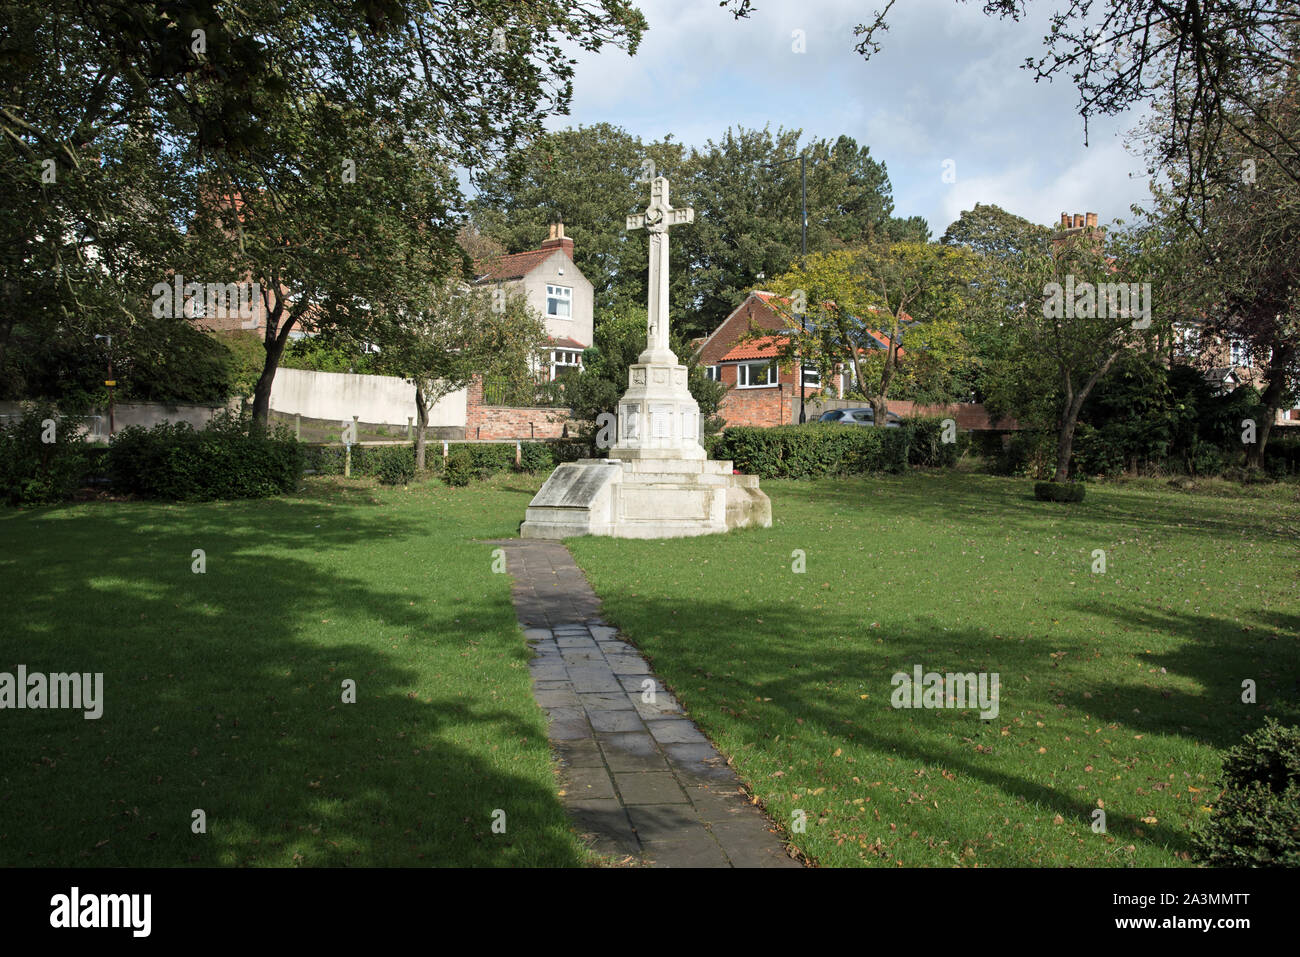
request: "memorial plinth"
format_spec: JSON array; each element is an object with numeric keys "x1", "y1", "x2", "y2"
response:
[{"x1": 521, "y1": 177, "x2": 771, "y2": 540}]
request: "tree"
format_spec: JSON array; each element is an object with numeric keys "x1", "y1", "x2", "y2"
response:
[
  {"x1": 1151, "y1": 81, "x2": 1300, "y2": 467},
  {"x1": 471, "y1": 125, "x2": 905, "y2": 340},
  {"x1": 3, "y1": 0, "x2": 648, "y2": 423},
  {"x1": 941, "y1": 204, "x2": 1052, "y2": 262},
  {"x1": 979, "y1": 223, "x2": 1168, "y2": 481},
  {"x1": 767, "y1": 243, "x2": 979, "y2": 423},
  {"x1": 469, "y1": 123, "x2": 687, "y2": 316},
  {"x1": 369, "y1": 281, "x2": 546, "y2": 470}
]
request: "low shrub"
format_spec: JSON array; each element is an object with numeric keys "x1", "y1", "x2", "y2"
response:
[
  {"x1": 995, "y1": 430, "x2": 1054, "y2": 478},
  {"x1": 0, "y1": 402, "x2": 89, "y2": 505},
  {"x1": 903, "y1": 417, "x2": 959, "y2": 469},
  {"x1": 443, "y1": 448, "x2": 473, "y2": 486},
  {"x1": 518, "y1": 442, "x2": 555, "y2": 473},
  {"x1": 372, "y1": 445, "x2": 416, "y2": 485},
  {"x1": 1193, "y1": 718, "x2": 1300, "y2": 868},
  {"x1": 1072, "y1": 423, "x2": 1126, "y2": 478},
  {"x1": 1033, "y1": 481, "x2": 1086, "y2": 502},
  {"x1": 107, "y1": 411, "x2": 302, "y2": 501}
]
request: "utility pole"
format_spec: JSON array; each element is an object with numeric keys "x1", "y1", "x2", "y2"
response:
[
  {"x1": 94, "y1": 334, "x2": 114, "y2": 436},
  {"x1": 763, "y1": 151, "x2": 810, "y2": 423}
]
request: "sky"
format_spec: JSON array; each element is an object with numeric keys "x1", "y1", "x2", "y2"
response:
[{"x1": 540, "y1": 0, "x2": 1157, "y2": 237}]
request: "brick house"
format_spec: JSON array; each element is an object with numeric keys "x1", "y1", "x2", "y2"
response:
[
  {"x1": 460, "y1": 223, "x2": 595, "y2": 439},
  {"x1": 693, "y1": 291, "x2": 906, "y2": 428},
  {"x1": 471, "y1": 223, "x2": 594, "y2": 383}
]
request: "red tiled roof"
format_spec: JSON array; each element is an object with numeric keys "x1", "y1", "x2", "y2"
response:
[
  {"x1": 473, "y1": 247, "x2": 562, "y2": 282},
  {"x1": 720, "y1": 331, "x2": 904, "y2": 362},
  {"x1": 721, "y1": 335, "x2": 784, "y2": 361},
  {"x1": 549, "y1": 336, "x2": 586, "y2": 350}
]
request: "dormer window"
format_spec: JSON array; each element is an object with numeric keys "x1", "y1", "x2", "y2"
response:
[{"x1": 546, "y1": 284, "x2": 572, "y2": 319}]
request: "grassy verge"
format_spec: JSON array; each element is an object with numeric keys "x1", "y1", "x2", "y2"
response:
[
  {"x1": 0, "y1": 475, "x2": 584, "y2": 867},
  {"x1": 568, "y1": 472, "x2": 1300, "y2": 867}
]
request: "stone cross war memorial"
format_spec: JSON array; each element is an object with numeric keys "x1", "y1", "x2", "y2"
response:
[{"x1": 521, "y1": 176, "x2": 771, "y2": 539}]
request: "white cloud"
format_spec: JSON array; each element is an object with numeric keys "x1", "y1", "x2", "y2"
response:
[{"x1": 537, "y1": 0, "x2": 1156, "y2": 233}]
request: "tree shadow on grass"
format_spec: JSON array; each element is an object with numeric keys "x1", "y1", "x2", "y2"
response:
[
  {"x1": 794, "y1": 473, "x2": 1300, "y2": 547},
  {"x1": 1064, "y1": 600, "x2": 1300, "y2": 750},
  {"x1": 0, "y1": 498, "x2": 583, "y2": 867},
  {"x1": 574, "y1": 587, "x2": 1259, "y2": 863}
]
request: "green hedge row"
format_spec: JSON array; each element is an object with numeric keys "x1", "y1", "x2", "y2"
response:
[
  {"x1": 712, "y1": 423, "x2": 912, "y2": 479},
  {"x1": 107, "y1": 414, "x2": 303, "y2": 501},
  {"x1": 300, "y1": 439, "x2": 588, "y2": 485}
]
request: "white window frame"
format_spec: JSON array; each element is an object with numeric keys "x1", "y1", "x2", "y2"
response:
[
  {"x1": 736, "y1": 360, "x2": 777, "y2": 388},
  {"x1": 1230, "y1": 339, "x2": 1252, "y2": 368},
  {"x1": 705, "y1": 365, "x2": 720, "y2": 381},
  {"x1": 549, "y1": 348, "x2": 582, "y2": 381},
  {"x1": 802, "y1": 366, "x2": 821, "y2": 387},
  {"x1": 546, "y1": 284, "x2": 573, "y2": 319}
]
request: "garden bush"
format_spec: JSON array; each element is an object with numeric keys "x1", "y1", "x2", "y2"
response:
[
  {"x1": 995, "y1": 430, "x2": 1054, "y2": 478},
  {"x1": 518, "y1": 442, "x2": 555, "y2": 473},
  {"x1": 443, "y1": 448, "x2": 473, "y2": 486},
  {"x1": 0, "y1": 402, "x2": 89, "y2": 505},
  {"x1": 1071, "y1": 423, "x2": 1127, "y2": 478},
  {"x1": 372, "y1": 445, "x2": 416, "y2": 485},
  {"x1": 902, "y1": 417, "x2": 958, "y2": 468},
  {"x1": 1193, "y1": 718, "x2": 1300, "y2": 868},
  {"x1": 107, "y1": 411, "x2": 302, "y2": 501},
  {"x1": 1033, "y1": 481, "x2": 1086, "y2": 502}
]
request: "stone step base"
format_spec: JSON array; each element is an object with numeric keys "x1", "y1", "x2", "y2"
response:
[{"x1": 520, "y1": 460, "x2": 771, "y2": 540}]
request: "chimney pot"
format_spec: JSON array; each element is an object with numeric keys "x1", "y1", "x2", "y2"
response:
[
  {"x1": 1085, "y1": 212, "x2": 1097, "y2": 228},
  {"x1": 1073, "y1": 214, "x2": 1085, "y2": 228},
  {"x1": 1061, "y1": 212, "x2": 1070, "y2": 227}
]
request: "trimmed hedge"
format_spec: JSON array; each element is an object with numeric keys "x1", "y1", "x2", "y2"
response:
[
  {"x1": 1033, "y1": 481, "x2": 1086, "y2": 502},
  {"x1": 713, "y1": 424, "x2": 911, "y2": 480},
  {"x1": 300, "y1": 440, "x2": 571, "y2": 484},
  {"x1": 107, "y1": 413, "x2": 302, "y2": 501},
  {"x1": 1193, "y1": 718, "x2": 1300, "y2": 868}
]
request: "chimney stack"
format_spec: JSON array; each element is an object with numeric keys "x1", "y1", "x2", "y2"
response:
[{"x1": 541, "y1": 221, "x2": 574, "y2": 258}]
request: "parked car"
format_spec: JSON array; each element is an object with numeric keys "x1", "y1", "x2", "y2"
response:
[{"x1": 816, "y1": 408, "x2": 903, "y2": 428}]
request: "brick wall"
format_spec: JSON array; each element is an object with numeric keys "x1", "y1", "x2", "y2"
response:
[
  {"x1": 718, "y1": 382, "x2": 795, "y2": 428},
  {"x1": 465, "y1": 374, "x2": 573, "y2": 440}
]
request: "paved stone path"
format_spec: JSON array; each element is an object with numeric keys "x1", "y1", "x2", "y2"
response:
[{"x1": 489, "y1": 538, "x2": 802, "y2": 868}]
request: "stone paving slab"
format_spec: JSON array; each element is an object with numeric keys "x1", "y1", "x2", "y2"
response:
[{"x1": 485, "y1": 538, "x2": 803, "y2": 869}]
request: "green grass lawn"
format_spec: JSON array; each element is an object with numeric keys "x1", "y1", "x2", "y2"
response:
[
  {"x1": 0, "y1": 476, "x2": 586, "y2": 867},
  {"x1": 568, "y1": 472, "x2": 1300, "y2": 867}
]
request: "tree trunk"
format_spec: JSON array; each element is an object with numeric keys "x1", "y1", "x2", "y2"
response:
[
  {"x1": 1053, "y1": 349, "x2": 1123, "y2": 481},
  {"x1": 250, "y1": 302, "x2": 293, "y2": 429},
  {"x1": 1245, "y1": 343, "x2": 1295, "y2": 468},
  {"x1": 1053, "y1": 403, "x2": 1082, "y2": 482},
  {"x1": 414, "y1": 383, "x2": 429, "y2": 471}
]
